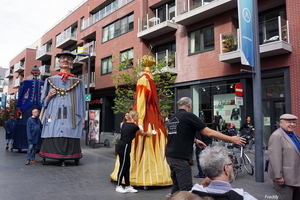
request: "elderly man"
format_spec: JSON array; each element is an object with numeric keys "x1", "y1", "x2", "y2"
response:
[
  {"x1": 268, "y1": 114, "x2": 300, "y2": 200},
  {"x1": 166, "y1": 97, "x2": 245, "y2": 195},
  {"x1": 190, "y1": 146, "x2": 257, "y2": 200}
]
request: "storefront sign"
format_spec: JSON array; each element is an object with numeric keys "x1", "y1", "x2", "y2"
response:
[{"x1": 235, "y1": 97, "x2": 243, "y2": 106}]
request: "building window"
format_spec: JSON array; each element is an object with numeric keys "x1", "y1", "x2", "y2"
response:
[
  {"x1": 101, "y1": 56, "x2": 112, "y2": 75},
  {"x1": 120, "y1": 49, "x2": 134, "y2": 69},
  {"x1": 102, "y1": 13, "x2": 134, "y2": 42},
  {"x1": 189, "y1": 25, "x2": 214, "y2": 54}
]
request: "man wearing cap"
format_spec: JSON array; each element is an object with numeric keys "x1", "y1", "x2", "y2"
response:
[
  {"x1": 268, "y1": 114, "x2": 300, "y2": 200},
  {"x1": 39, "y1": 50, "x2": 86, "y2": 166}
]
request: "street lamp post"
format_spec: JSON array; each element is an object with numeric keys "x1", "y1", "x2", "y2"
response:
[{"x1": 77, "y1": 52, "x2": 91, "y2": 146}]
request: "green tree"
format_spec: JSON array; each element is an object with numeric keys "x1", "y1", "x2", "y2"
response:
[
  {"x1": 0, "y1": 98, "x2": 17, "y2": 126},
  {"x1": 111, "y1": 52, "x2": 176, "y2": 118}
]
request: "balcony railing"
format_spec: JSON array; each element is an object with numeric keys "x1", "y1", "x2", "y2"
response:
[
  {"x1": 5, "y1": 69, "x2": 13, "y2": 78},
  {"x1": 78, "y1": 41, "x2": 96, "y2": 62},
  {"x1": 177, "y1": 0, "x2": 214, "y2": 14},
  {"x1": 15, "y1": 77, "x2": 23, "y2": 87},
  {"x1": 39, "y1": 65, "x2": 51, "y2": 77},
  {"x1": 36, "y1": 44, "x2": 52, "y2": 61},
  {"x1": 80, "y1": 0, "x2": 132, "y2": 30},
  {"x1": 137, "y1": 4, "x2": 177, "y2": 39},
  {"x1": 79, "y1": 72, "x2": 95, "y2": 89},
  {"x1": 259, "y1": 16, "x2": 289, "y2": 44},
  {"x1": 219, "y1": 17, "x2": 292, "y2": 63},
  {"x1": 13, "y1": 62, "x2": 24, "y2": 73},
  {"x1": 155, "y1": 50, "x2": 177, "y2": 74},
  {"x1": 56, "y1": 27, "x2": 77, "y2": 49},
  {"x1": 175, "y1": 0, "x2": 237, "y2": 26}
]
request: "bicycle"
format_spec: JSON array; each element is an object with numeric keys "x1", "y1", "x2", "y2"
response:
[{"x1": 226, "y1": 135, "x2": 254, "y2": 179}]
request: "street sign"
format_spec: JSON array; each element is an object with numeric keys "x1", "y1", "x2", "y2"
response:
[
  {"x1": 235, "y1": 97, "x2": 243, "y2": 106},
  {"x1": 234, "y1": 83, "x2": 243, "y2": 97},
  {"x1": 85, "y1": 94, "x2": 91, "y2": 102}
]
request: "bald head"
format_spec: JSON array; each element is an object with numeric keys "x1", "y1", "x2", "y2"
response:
[
  {"x1": 177, "y1": 97, "x2": 192, "y2": 112},
  {"x1": 32, "y1": 109, "x2": 39, "y2": 118}
]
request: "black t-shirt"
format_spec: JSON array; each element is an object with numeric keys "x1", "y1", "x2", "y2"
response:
[
  {"x1": 166, "y1": 109, "x2": 207, "y2": 159},
  {"x1": 120, "y1": 122, "x2": 140, "y2": 144}
]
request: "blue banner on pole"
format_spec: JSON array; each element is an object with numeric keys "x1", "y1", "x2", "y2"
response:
[{"x1": 238, "y1": 0, "x2": 254, "y2": 67}]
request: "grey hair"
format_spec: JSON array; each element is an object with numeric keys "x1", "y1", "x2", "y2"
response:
[
  {"x1": 200, "y1": 146, "x2": 230, "y2": 179},
  {"x1": 177, "y1": 97, "x2": 192, "y2": 107}
]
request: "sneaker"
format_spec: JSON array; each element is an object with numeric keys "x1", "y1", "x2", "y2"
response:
[
  {"x1": 10, "y1": 148, "x2": 13, "y2": 152},
  {"x1": 166, "y1": 193, "x2": 171, "y2": 198},
  {"x1": 116, "y1": 186, "x2": 127, "y2": 193},
  {"x1": 125, "y1": 186, "x2": 138, "y2": 193},
  {"x1": 5, "y1": 147, "x2": 9, "y2": 150},
  {"x1": 25, "y1": 161, "x2": 30, "y2": 165}
]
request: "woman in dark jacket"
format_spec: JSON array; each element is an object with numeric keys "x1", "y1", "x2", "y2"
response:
[{"x1": 238, "y1": 116, "x2": 254, "y2": 153}]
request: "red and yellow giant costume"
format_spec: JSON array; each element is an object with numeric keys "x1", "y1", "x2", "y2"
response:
[{"x1": 110, "y1": 55, "x2": 172, "y2": 186}]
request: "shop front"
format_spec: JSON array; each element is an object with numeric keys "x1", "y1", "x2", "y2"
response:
[{"x1": 174, "y1": 67, "x2": 290, "y2": 146}]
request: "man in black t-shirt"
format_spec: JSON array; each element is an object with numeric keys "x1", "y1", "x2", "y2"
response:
[{"x1": 166, "y1": 97, "x2": 245, "y2": 195}]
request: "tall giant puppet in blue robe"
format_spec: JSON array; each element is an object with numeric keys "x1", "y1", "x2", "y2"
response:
[
  {"x1": 39, "y1": 51, "x2": 86, "y2": 166},
  {"x1": 14, "y1": 66, "x2": 44, "y2": 151}
]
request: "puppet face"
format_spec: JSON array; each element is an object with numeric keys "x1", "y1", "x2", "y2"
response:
[{"x1": 31, "y1": 69, "x2": 41, "y2": 76}]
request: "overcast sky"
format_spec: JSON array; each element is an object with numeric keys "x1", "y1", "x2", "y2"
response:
[{"x1": 0, "y1": 0, "x2": 85, "y2": 69}]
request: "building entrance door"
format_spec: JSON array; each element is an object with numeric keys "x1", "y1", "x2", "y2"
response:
[{"x1": 262, "y1": 100, "x2": 285, "y2": 146}]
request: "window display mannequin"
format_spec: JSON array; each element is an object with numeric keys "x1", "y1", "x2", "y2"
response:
[{"x1": 212, "y1": 111, "x2": 222, "y2": 131}]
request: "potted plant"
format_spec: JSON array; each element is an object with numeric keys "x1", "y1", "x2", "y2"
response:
[{"x1": 222, "y1": 33, "x2": 237, "y2": 53}]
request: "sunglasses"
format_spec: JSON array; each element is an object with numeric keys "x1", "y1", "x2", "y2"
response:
[{"x1": 60, "y1": 55, "x2": 74, "y2": 61}]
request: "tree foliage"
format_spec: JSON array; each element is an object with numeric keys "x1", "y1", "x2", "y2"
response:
[
  {"x1": 0, "y1": 98, "x2": 17, "y2": 125},
  {"x1": 111, "y1": 52, "x2": 176, "y2": 118}
]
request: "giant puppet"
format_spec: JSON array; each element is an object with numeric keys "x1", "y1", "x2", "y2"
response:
[
  {"x1": 110, "y1": 55, "x2": 172, "y2": 186},
  {"x1": 14, "y1": 66, "x2": 44, "y2": 151},
  {"x1": 39, "y1": 51, "x2": 86, "y2": 166}
]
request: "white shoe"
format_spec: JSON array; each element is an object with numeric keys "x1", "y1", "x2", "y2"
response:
[
  {"x1": 116, "y1": 186, "x2": 127, "y2": 193},
  {"x1": 125, "y1": 185, "x2": 138, "y2": 193}
]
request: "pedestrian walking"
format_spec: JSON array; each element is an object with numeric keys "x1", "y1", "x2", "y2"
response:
[
  {"x1": 5, "y1": 113, "x2": 16, "y2": 151},
  {"x1": 25, "y1": 109, "x2": 42, "y2": 165},
  {"x1": 268, "y1": 114, "x2": 300, "y2": 200},
  {"x1": 166, "y1": 97, "x2": 245, "y2": 195}
]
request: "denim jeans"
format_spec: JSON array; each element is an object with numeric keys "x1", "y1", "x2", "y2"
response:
[
  {"x1": 27, "y1": 143, "x2": 37, "y2": 161},
  {"x1": 195, "y1": 147, "x2": 205, "y2": 176}
]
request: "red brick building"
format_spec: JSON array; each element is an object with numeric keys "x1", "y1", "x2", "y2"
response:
[{"x1": 6, "y1": 0, "x2": 299, "y2": 144}]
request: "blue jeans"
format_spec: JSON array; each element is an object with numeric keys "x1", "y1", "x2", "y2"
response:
[
  {"x1": 27, "y1": 143, "x2": 37, "y2": 161},
  {"x1": 195, "y1": 147, "x2": 205, "y2": 176}
]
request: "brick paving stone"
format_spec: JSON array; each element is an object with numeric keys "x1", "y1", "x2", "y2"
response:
[{"x1": 0, "y1": 127, "x2": 276, "y2": 200}]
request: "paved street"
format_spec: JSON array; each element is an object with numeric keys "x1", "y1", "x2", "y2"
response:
[{"x1": 0, "y1": 127, "x2": 277, "y2": 200}]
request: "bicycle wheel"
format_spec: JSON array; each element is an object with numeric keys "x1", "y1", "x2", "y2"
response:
[
  {"x1": 242, "y1": 153, "x2": 254, "y2": 175},
  {"x1": 229, "y1": 154, "x2": 238, "y2": 179}
]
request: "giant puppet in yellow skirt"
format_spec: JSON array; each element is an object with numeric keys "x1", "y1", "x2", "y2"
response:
[{"x1": 110, "y1": 55, "x2": 172, "y2": 187}]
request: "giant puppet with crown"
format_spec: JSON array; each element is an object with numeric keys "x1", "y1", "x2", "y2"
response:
[{"x1": 110, "y1": 55, "x2": 172, "y2": 187}]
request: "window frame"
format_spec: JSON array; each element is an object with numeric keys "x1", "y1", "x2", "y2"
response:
[
  {"x1": 101, "y1": 56, "x2": 113, "y2": 75},
  {"x1": 188, "y1": 24, "x2": 215, "y2": 55}
]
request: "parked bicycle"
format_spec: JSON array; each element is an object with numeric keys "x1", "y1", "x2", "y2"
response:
[{"x1": 226, "y1": 135, "x2": 254, "y2": 179}]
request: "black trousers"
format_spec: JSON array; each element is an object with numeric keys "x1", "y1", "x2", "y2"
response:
[{"x1": 116, "y1": 141, "x2": 131, "y2": 186}]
